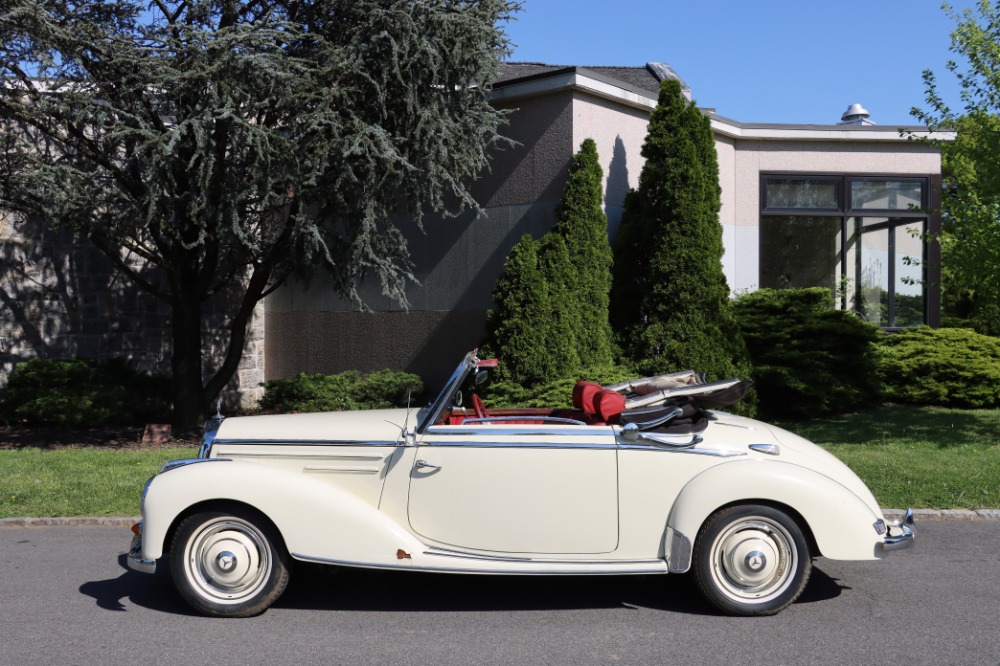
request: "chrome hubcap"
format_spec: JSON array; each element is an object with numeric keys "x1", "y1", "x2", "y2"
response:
[
  {"x1": 711, "y1": 517, "x2": 796, "y2": 603},
  {"x1": 184, "y1": 519, "x2": 271, "y2": 604}
]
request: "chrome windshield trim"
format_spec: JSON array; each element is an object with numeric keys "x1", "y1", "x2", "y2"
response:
[
  {"x1": 421, "y1": 440, "x2": 618, "y2": 450},
  {"x1": 419, "y1": 352, "x2": 478, "y2": 433},
  {"x1": 426, "y1": 425, "x2": 611, "y2": 437},
  {"x1": 618, "y1": 444, "x2": 746, "y2": 457}
]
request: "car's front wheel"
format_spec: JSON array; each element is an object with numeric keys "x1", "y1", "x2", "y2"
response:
[
  {"x1": 170, "y1": 506, "x2": 290, "y2": 617},
  {"x1": 692, "y1": 504, "x2": 811, "y2": 616}
]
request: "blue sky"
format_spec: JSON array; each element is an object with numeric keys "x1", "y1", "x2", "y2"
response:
[{"x1": 503, "y1": 1, "x2": 978, "y2": 126}]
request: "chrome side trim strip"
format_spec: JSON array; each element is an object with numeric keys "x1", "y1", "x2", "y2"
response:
[
  {"x1": 422, "y1": 440, "x2": 617, "y2": 450},
  {"x1": 290, "y1": 553, "x2": 669, "y2": 576},
  {"x1": 422, "y1": 548, "x2": 660, "y2": 566},
  {"x1": 303, "y1": 467, "x2": 380, "y2": 475},
  {"x1": 160, "y1": 458, "x2": 232, "y2": 473},
  {"x1": 213, "y1": 451, "x2": 387, "y2": 461},
  {"x1": 618, "y1": 444, "x2": 746, "y2": 457},
  {"x1": 211, "y1": 439, "x2": 399, "y2": 447}
]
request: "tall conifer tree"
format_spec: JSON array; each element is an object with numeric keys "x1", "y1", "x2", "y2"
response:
[
  {"x1": 552, "y1": 138, "x2": 614, "y2": 368},
  {"x1": 485, "y1": 235, "x2": 558, "y2": 385},
  {"x1": 610, "y1": 79, "x2": 752, "y2": 388}
]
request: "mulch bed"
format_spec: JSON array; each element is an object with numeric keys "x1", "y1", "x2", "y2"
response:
[{"x1": 0, "y1": 425, "x2": 200, "y2": 450}]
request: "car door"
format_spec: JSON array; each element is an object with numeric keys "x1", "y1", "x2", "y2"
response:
[{"x1": 407, "y1": 423, "x2": 619, "y2": 555}]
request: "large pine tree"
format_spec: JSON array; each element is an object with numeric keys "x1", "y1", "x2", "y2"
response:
[
  {"x1": 0, "y1": 0, "x2": 517, "y2": 429},
  {"x1": 610, "y1": 79, "x2": 752, "y2": 388}
]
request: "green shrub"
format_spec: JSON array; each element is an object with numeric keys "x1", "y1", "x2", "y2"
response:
[
  {"x1": 260, "y1": 369, "x2": 424, "y2": 413},
  {"x1": 0, "y1": 357, "x2": 170, "y2": 427},
  {"x1": 734, "y1": 288, "x2": 882, "y2": 419},
  {"x1": 877, "y1": 327, "x2": 1000, "y2": 408}
]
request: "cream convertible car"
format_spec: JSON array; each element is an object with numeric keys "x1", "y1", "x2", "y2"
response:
[{"x1": 128, "y1": 352, "x2": 914, "y2": 617}]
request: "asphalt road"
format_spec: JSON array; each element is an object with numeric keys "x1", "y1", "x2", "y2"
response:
[{"x1": 1, "y1": 521, "x2": 998, "y2": 666}]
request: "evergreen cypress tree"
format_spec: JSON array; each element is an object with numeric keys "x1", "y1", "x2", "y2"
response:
[
  {"x1": 536, "y1": 233, "x2": 582, "y2": 380},
  {"x1": 552, "y1": 139, "x2": 615, "y2": 368},
  {"x1": 610, "y1": 79, "x2": 752, "y2": 388},
  {"x1": 485, "y1": 235, "x2": 557, "y2": 385}
]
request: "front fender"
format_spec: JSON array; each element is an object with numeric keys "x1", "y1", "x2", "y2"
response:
[
  {"x1": 666, "y1": 460, "x2": 884, "y2": 571},
  {"x1": 140, "y1": 459, "x2": 425, "y2": 567}
]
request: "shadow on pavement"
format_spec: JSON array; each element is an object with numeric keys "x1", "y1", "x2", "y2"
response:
[{"x1": 80, "y1": 556, "x2": 846, "y2": 617}]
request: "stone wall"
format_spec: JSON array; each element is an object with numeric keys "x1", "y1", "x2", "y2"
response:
[{"x1": 0, "y1": 210, "x2": 264, "y2": 409}]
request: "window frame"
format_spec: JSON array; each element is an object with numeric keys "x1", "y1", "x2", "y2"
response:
[{"x1": 759, "y1": 173, "x2": 941, "y2": 329}]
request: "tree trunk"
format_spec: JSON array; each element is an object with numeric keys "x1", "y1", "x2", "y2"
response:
[{"x1": 171, "y1": 295, "x2": 206, "y2": 433}]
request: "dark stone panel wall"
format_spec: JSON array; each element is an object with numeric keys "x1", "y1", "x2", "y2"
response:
[{"x1": 265, "y1": 309, "x2": 488, "y2": 392}]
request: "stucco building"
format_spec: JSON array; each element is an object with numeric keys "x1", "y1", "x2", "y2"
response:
[
  {"x1": 0, "y1": 62, "x2": 948, "y2": 399},
  {"x1": 265, "y1": 62, "x2": 947, "y2": 389}
]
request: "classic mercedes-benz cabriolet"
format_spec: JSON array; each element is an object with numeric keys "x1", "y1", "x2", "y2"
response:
[{"x1": 127, "y1": 351, "x2": 914, "y2": 617}]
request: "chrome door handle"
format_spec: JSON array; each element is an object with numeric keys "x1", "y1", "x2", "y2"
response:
[{"x1": 415, "y1": 460, "x2": 441, "y2": 470}]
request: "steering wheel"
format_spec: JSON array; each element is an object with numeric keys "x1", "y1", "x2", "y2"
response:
[{"x1": 472, "y1": 393, "x2": 488, "y2": 419}]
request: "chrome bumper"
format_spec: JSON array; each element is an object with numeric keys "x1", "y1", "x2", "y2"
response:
[
  {"x1": 126, "y1": 522, "x2": 156, "y2": 574},
  {"x1": 880, "y1": 508, "x2": 916, "y2": 552}
]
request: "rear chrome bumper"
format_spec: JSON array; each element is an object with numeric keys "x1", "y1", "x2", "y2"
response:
[
  {"x1": 126, "y1": 522, "x2": 156, "y2": 574},
  {"x1": 880, "y1": 508, "x2": 916, "y2": 552}
]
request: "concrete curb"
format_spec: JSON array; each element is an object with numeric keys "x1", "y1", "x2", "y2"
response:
[{"x1": 2, "y1": 510, "x2": 999, "y2": 528}]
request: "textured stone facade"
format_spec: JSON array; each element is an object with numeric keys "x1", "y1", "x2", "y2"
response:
[{"x1": 0, "y1": 210, "x2": 264, "y2": 408}]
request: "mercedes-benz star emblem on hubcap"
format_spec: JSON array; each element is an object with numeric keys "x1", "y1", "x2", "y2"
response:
[
  {"x1": 217, "y1": 551, "x2": 237, "y2": 571},
  {"x1": 745, "y1": 551, "x2": 766, "y2": 571}
]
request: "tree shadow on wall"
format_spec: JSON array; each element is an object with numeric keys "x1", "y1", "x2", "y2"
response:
[{"x1": 0, "y1": 212, "x2": 172, "y2": 383}]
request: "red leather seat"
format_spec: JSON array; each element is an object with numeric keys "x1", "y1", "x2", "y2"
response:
[
  {"x1": 594, "y1": 389, "x2": 627, "y2": 425},
  {"x1": 573, "y1": 381, "x2": 602, "y2": 416}
]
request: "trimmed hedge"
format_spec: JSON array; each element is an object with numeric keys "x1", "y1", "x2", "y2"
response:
[
  {"x1": 734, "y1": 288, "x2": 882, "y2": 419},
  {"x1": 259, "y1": 369, "x2": 424, "y2": 413},
  {"x1": 0, "y1": 357, "x2": 170, "y2": 427},
  {"x1": 878, "y1": 326, "x2": 1000, "y2": 408}
]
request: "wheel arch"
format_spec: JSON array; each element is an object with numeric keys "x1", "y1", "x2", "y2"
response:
[
  {"x1": 140, "y1": 459, "x2": 426, "y2": 565},
  {"x1": 162, "y1": 499, "x2": 290, "y2": 562},
  {"x1": 665, "y1": 459, "x2": 883, "y2": 572}
]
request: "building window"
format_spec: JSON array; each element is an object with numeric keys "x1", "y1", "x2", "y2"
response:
[{"x1": 760, "y1": 175, "x2": 931, "y2": 328}]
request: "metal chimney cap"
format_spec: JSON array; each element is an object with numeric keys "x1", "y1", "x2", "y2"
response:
[{"x1": 841, "y1": 103, "x2": 871, "y2": 121}]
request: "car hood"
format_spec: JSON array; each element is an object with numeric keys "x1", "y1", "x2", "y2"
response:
[{"x1": 216, "y1": 407, "x2": 422, "y2": 443}]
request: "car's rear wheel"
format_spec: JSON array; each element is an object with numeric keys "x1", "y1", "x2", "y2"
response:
[
  {"x1": 170, "y1": 507, "x2": 290, "y2": 617},
  {"x1": 692, "y1": 504, "x2": 811, "y2": 616}
]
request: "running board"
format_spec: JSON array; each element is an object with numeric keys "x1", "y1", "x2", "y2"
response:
[{"x1": 292, "y1": 548, "x2": 669, "y2": 576}]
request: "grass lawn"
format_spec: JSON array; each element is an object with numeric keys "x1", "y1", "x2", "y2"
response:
[
  {"x1": 0, "y1": 404, "x2": 997, "y2": 518},
  {"x1": 0, "y1": 446, "x2": 198, "y2": 518},
  {"x1": 776, "y1": 404, "x2": 1000, "y2": 510}
]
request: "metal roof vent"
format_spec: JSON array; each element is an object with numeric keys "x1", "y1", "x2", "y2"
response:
[
  {"x1": 646, "y1": 62, "x2": 691, "y2": 100},
  {"x1": 839, "y1": 103, "x2": 875, "y2": 125}
]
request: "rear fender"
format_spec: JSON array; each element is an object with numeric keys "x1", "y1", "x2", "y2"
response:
[
  {"x1": 141, "y1": 459, "x2": 424, "y2": 567},
  {"x1": 666, "y1": 460, "x2": 884, "y2": 571}
]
